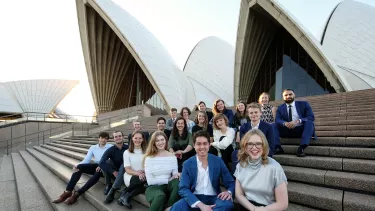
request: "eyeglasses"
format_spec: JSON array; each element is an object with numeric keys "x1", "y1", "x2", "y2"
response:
[{"x1": 246, "y1": 142, "x2": 263, "y2": 149}]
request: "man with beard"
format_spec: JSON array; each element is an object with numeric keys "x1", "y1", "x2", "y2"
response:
[
  {"x1": 171, "y1": 130, "x2": 234, "y2": 211},
  {"x1": 150, "y1": 117, "x2": 171, "y2": 139},
  {"x1": 274, "y1": 89, "x2": 316, "y2": 157},
  {"x1": 99, "y1": 131, "x2": 128, "y2": 203}
]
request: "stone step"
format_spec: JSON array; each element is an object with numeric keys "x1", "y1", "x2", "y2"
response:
[
  {"x1": 0, "y1": 155, "x2": 19, "y2": 211},
  {"x1": 274, "y1": 155, "x2": 375, "y2": 174},
  {"x1": 54, "y1": 140, "x2": 93, "y2": 149},
  {"x1": 41, "y1": 145, "x2": 87, "y2": 161},
  {"x1": 19, "y1": 150, "x2": 98, "y2": 211},
  {"x1": 344, "y1": 191, "x2": 375, "y2": 211},
  {"x1": 315, "y1": 119, "x2": 375, "y2": 126},
  {"x1": 288, "y1": 181, "x2": 343, "y2": 210},
  {"x1": 47, "y1": 143, "x2": 89, "y2": 154},
  {"x1": 11, "y1": 153, "x2": 53, "y2": 211},
  {"x1": 34, "y1": 146, "x2": 150, "y2": 208},
  {"x1": 282, "y1": 166, "x2": 375, "y2": 193},
  {"x1": 286, "y1": 203, "x2": 319, "y2": 211},
  {"x1": 282, "y1": 145, "x2": 375, "y2": 160},
  {"x1": 281, "y1": 137, "x2": 375, "y2": 147},
  {"x1": 314, "y1": 107, "x2": 375, "y2": 115},
  {"x1": 59, "y1": 139, "x2": 113, "y2": 145},
  {"x1": 317, "y1": 130, "x2": 375, "y2": 137}
]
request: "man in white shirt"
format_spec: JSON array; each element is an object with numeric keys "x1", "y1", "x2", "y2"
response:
[
  {"x1": 52, "y1": 132, "x2": 113, "y2": 205},
  {"x1": 171, "y1": 131, "x2": 235, "y2": 211},
  {"x1": 166, "y1": 108, "x2": 177, "y2": 130}
]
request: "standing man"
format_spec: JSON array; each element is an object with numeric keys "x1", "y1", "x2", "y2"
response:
[
  {"x1": 274, "y1": 89, "x2": 316, "y2": 157},
  {"x1": 52, "y1": 132, "x2": 112, "y2": 205},
  {"x1": 231, "y1": 103, "x2": 275, "y2": 173},
  {"x1": 171, "y1": 130, "x2": 234, "y2": 211},
  {"x1": 128, "y1": 120, "x2": 149, "y2": 147},
  {"x1": 198, "y1": 101, "x2": 213, "y2": 123},
  {"x1": 166, "y1": 108, "x2": 178, "y2": 130},
  {"x1": 99, "y1": 131, "x2": 128, "y2": 203},
  {"x1": 150, "y1": 117, "x2": 171, "y2": 139}
]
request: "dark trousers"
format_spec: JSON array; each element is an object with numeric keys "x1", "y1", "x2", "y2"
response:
[
  {"x1": 171, "y1": 194, "x2": 233, "y2": 211},
  {"x1": 103, "y1": 160, "x2": 125, "y2": 189},
  {"x1": 234, "y1": 200, "x2": 266, "y2": 210},
  {"x1": 220, "y1": 145, "x2": 234, "y2": 170},
  {"x1": 126, "y1": 175, "x2": 146, "y2": 194},
  {"x1": 274, "y1": 120, "x2": 314, "y2": 147},
  {"x1": 66, "y1": 163, "x2": 103, "y2": 194},
  {"x1": 173, "y1": 144, "x2": 196, "y2": 172}
]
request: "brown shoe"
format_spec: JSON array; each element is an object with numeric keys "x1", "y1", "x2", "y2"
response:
[
  {"x1": 65, "y1": 191, "x2": 80, "y2": 205},
  {"x1": 52, "y1": 191, "x2": 72, "y2": 203}
]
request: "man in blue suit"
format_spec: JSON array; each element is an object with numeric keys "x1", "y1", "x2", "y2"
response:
[
  {"x1": 274, "y1": 89, "x2": 316, "y2": 157},
  {"x1": 231, "y1": 103, "x2": 274, "y2": 174},
  {"x1": 171, "y1": 130, "x2": 234, "y2": 211}
]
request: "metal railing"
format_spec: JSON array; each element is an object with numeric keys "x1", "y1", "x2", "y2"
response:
[
  {"x1": 0, "y1": 105, "x2": 147, "y2": 156},
  {"x1": 0, "y1": 112, "x2": 97, "y2": 127}
]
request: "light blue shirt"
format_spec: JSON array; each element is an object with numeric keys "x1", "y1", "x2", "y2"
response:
[{"x1": 79, "y1": 143, "x2": 113, "y2": 164}]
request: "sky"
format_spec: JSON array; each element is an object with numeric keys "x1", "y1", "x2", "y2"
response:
[{"x1": 0, "y1": 0, "x2": 374, "y2": 117}]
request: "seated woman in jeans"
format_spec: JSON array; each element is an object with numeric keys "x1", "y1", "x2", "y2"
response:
[
  {"x1": 168, "y1": 117, "x2": 195, "y2": 172},
  {"x1": 234, "y1": 129, "x2": 288, "y2": 211},
  {"x1": 117, "y1": 131, "x2": 147, "y2": 208},
  {"x1": 144, "y1": 131, "x2": 180, "y2": 211}
]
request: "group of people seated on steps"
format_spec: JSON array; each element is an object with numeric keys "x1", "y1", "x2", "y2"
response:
[{"x1": 52, "y1": 88, "x2": 315, "y2": 211}]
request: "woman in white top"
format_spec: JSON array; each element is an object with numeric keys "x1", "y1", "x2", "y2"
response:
[
  {"x1": 180, "y1": 107, "x2": 195, "y2": 133},
  {"x1": 212, "y1": 113, "x2": 236, "y2": 168},
  {"x1": 234, "y1": 129, "x2": 288, "y2": 211},
  {"x1": 118, "y1": 131, "x2": 148, "y2": 208},
  {"x1": 144, "y1": 131, "x2": 180, "y2": 211}
]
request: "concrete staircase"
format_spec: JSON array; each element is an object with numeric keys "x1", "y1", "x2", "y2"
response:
[{"x1": 3, "y1": 88, "x2": 375, "y2": 210}]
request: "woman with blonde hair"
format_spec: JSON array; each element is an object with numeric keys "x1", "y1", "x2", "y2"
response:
[
  {"x1": 235, "y1": 129, "x2": 288, "y2": 211},
  {"x1": 258, "y1": 92, "x2": 277, "y2": 124},
  {"x1": 144, "y1": 131, "x2": 180, "y2": 211}
]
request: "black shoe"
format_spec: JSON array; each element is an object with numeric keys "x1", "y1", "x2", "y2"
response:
[
  {"x1": 274, "y1": 147, "x2": 284, "y2": 155},
  {"x1": 118, "y1": 192, "x2": 132, "y2": 209},
  {"x1": 104, "y1": 188, "x2": 118, "y2": 204},
  {"x1": 296, "y1": 146, "x2": 306, "y2": 157},
  {"x1": 103, "y1": 184, "x2": 112, "y2": 195}
]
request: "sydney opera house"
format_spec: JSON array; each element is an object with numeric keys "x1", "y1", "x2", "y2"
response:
[{"x1": 75, "y1": 0, "x2": 374, "y2": 114}]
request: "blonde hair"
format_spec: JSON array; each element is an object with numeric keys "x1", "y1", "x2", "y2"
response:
[
  {"x1": 237, "y1": 129, "x2": 269, "y2": 167},
  {"x1": 258, "y1": 92, "x2": 270, "y2": 104},
  {"x1": 142, "y1": 131, "x2": 168, "y2": 166}
]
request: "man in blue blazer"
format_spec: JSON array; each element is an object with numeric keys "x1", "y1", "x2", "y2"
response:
[
  {"x1": 171, "y1": 131, "x2": 234, "y2": 211},
  {"x1": 274, "y1": 89, "x2": 316, "y2": 157},
  {"x1": 231, "y1": 103, "x2": 275, "y2": 174}
]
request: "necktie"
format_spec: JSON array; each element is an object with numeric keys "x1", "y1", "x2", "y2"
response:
[{"x1": 288, "y1": 105, "x2": 293, "y2": 121}]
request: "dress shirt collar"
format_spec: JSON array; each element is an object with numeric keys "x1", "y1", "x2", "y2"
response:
[
  {"x1": 286, "y1": 101, "x2": 296, "y2": 108},
  {"x1": 251, "y1": 121, "x2": 260, "y2": 129}
]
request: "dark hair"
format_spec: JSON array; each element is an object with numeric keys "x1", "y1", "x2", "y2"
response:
[
  {"x1": 113, "y1": 131, "x2": 124, "y2": 136},
  {"x1": 99, "y1": 132, "x2": 109, "y2": 139},
  {"x1": 172, "y1": 117, "x2": 188, "y2": 140},
  {"x1": 180, "y1": 107, "x2": 191, "y2": 117},
  {"x1": 193, "y1": 130, "x2": 210, "y2": 145},
  {"x1": 235, "y1": 101, "x2": 247, "y2": 119},
  {"x1": 170, "y1": 108, "x2": 177, "y2": 112},
  {"x1": 128, "y1": 131, "x2": 147, "y2": 153},
  {"x1": 212, "y1": 99, "x2": 227, "y2": 115},
  {"x1": 283, "y1": 89, "x2": 294, "y2": 94},
  {"x1": 198, "y1": 101, "x2": 206, "y2": 106},
  {"x1": 156, "y1": 117, "x2": 166, "y2": 123}
]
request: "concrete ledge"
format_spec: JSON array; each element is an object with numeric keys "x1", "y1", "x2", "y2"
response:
[
  {"x1": 330, "y1": 147, "x2": 375, "y2": 160},
  {"x1": 344, "y1": 192, "x2": 375, "y2": 211},
  {"x1": 343, "y1": 159, "x2": 375, "y2": 174},
  {"x1": 325, "y1": 171, "x2": 375, "y2": 193},
  {"x1": 282, "y1": 166, "x2": 326, "y2": 185},
  {"x1": 46, "y1": 143, "x2": 88, "y2": 154},
  {"x1": 282, "y1": 146, "x2": 330, "y2": 156},
  {"x1": 288, "y1": 182, "x2": 343, "y2": 211},
  {"x1": 345, "y1": 137, "x2": 375, "y2": 147},
  {"x1": 273, "y1": 155, "x2": 342, "y2": 171},
  {"x1": 54, "y1": 141, "x2": 93, "y2": 149},
  {"x1": 280, "y1": 137, "x2": 346, "y2": 146}
]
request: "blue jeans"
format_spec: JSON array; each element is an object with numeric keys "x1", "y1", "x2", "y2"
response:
[
  {"x1": 103, "y1": 160, "x2": 125, "y2": 189},
  {"x1": 171, "y1": 194, "x2": 233, "y2": 211}
]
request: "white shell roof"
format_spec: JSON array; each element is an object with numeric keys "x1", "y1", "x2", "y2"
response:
[
  {"x1": 184, "y1": 36, "x2": 235, "y2": 106},
  {"x1": 0, "y1": 79, "x2": 78, "y2": 114},
  {"x1": 322, "y1": 0, "x2": 375, "y2": 90},
  {"x1": 88, "y1": 0, "x2": 195, "y2": 109}
]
